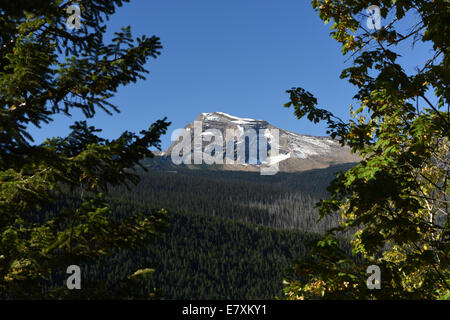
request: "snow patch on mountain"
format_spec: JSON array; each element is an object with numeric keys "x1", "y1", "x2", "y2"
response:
[
  {"x1": 264, "y1": 153, "x2": 291, "y2": 165},
  {"x1": 202, "y1": 112, "x2": 262, "y2": 124}
]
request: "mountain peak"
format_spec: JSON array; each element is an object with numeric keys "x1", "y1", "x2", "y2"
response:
[{"x1": 163, "y1": 112, "x2": 360, "y2": 173}]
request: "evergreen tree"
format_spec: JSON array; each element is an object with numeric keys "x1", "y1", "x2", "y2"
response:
[{"x1": 0, "y1": 0, "x2": 170, "y2": 298}]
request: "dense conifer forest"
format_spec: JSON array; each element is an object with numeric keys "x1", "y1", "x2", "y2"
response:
[{"x1": 39, "y1": 162, "x2": 354, "y2": 299}]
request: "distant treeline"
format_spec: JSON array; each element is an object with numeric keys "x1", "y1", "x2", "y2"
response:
[{"x1": 111, "y1": 160, "x2": 356, "y2": 232}]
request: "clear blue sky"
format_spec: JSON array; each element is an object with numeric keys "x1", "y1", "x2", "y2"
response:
[{"x1": 29, "y1": 0, "x2": 434, "y2": 150}]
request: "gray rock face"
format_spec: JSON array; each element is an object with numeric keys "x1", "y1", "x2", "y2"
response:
[{"x1": 163, "y1": 112, "x2": 360, "y2": 172}]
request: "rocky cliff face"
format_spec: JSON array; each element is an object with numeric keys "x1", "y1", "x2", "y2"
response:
[{"x1": 161, "y1": 112, "x2": 360, "y2": 172}]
